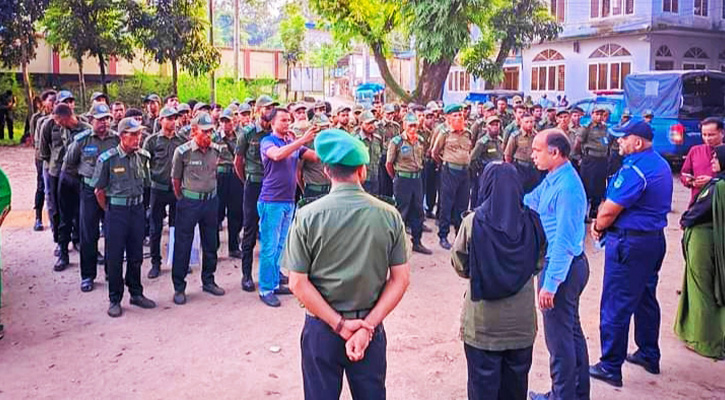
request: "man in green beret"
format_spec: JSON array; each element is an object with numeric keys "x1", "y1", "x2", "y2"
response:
[{"x1": 285, "y1": 128, "x2": 411, "y2": 399}]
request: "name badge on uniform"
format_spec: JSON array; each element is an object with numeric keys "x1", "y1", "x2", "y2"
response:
[
  {"x1": 401, "y1": 145, "x2": 412, "y2": 154},
  {"x1": 613, "y1": 174, "x2": 624, "y2": 189},
  {"x1": 83, "y1": 145, "x2": 98, "y2": 156},
  {"x1": 190, "y1": 160, "x2": 203, "y2": 166},
  {"x1": 487, "y1": 148, "x2": 498, "y2": 153},
  {"x1": 112, "y1": 166, "x2": 126, "y2": 174}
]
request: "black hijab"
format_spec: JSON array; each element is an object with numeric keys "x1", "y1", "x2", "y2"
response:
[{"x1": 468, "y1": 163, "x2": 546, "y2": 301}]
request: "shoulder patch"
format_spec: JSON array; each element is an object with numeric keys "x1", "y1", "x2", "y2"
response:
[
  {"x1": 98, "y1": 147, "x2": 118, "y2": 163},
  {"x1": 479, "y1": 135, "x2": 490, "y2": 145},
  {"x1": 177, "y1": 142, "x2": 192, "y2": 154},
  {"x1": 74, "y1": 129, "x2": 92, "y2": 142},
  {"x1": 391, "y1": 136, "x2": 402, "y2": 146}
]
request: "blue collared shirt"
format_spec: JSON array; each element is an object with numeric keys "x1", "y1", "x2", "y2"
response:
[
  {"x1": 524, "y1": 161, "x2": 587, "y2": 293},
  {"x1": 606, "y1": 148, "x2": 672, "y2": 230}
]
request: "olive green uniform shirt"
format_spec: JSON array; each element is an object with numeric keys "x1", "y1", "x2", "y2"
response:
[
  {"x1": 538, "y1": 119, "x2": 557, "y2": 131},
  {"x1": 91, "y1": 146, "x2": 149, "y2": 198},
  {"x1": 502, "y1": 120, "x2": 520, "y2": 145},
  {"x1": 451, "y1": 213, "x2": 539, "y2": 351},
  {"x1": 471, "y1": 133, "x2": 504, "y2": 165},
  {"x1": 435, "y1": 127, "x2": 474, "y2": 166},
  {"x1": 379, "y1": 120, "x2": 401, "y2": 150},
  {"x1": 143, "y1": 131, "x2": 187, "y2": 188},
  {"x1": 177, "y1": 125, "x2": 192, "y2": 141},
  {"x1": 283, "y1": 184, "x2": 409, "y2": 311},
  {"x1": 387, "y1": 133, "x2": 425, "y2": 173},
  {"x1": 64, "y1": 130, "x2": 121, "y2": 181},
  {"x1": 235, "y1": 122, "x2": 270, "y2": 180},
  {"x1": 579, "y1": 122, "x2": 609, "y2": 157},
  {"x1": 213, "y1": 129, "x2": 237, "y2": 166},
  {"x1": 498, "y1": 110, "x2": 514, "y2": 129},
  {"x1": 505, "y1": 129, "x2": 536, "y2": 163},
  {"x1": 299, "y1": 140, "x2": 330, "y2": 187},
  {"x1": 354, "y1": 128, "x2": 384, "y2": 180},
  {"x1": 171, "y1": 141, "x2": 227, "y2": 193},
  {"x1": 470, "y1": 118, "x2": 488, "y2": 143}
]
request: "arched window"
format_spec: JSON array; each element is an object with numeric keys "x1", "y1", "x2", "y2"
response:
[
  {"x1": 655, "y1": 45, "x2": 674, "y2": 71},
  {"x1": 588, "y1": 44, "x2": 631, "y2": 91},
  {"x1": 684, "y1": 47, "x2": 709, "y2": 70},
  {"x1": 531, "y1": 49, "x2": 565, "y2": 92}
]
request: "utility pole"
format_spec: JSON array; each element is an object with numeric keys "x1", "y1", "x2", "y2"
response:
[
  {"x1": 233, "y1": 0, "x2": 240, "y2": 82},
  {"x1": 209, "y1": 0, "x2": 216, "y2": 104}
]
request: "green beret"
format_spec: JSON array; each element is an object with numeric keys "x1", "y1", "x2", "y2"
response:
[
  {"x1": 314, "y1": 129, "x2": 370, "y2": 167},
  {"x1": 444, "y1": 103, "x2": 463, "y2": 114}
]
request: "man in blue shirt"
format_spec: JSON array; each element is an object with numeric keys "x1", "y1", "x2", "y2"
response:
[
  {"x1": 589, "y1": 121, "x2": 672, "y2": 387},
  {"x1": 525, "y1": 130, "x2": 590, "y2": 400}
]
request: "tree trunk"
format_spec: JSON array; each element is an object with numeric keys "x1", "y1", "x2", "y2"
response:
[
  {"x1": 21, "y1": 61, "x2": 33, "y2": 121},
  {"x1": 98, "y1": 52, "x2": 108, "y2": 95},
  {"x1": 416, "y1": 59, "x2": 453, "y2": 104},
  {"x1": 370, "y1": 41, "x2": 411, "y2": 103},
  {"x1": 77, "y1": 60, "x2": 87, "y2": 110},
  {"x1": 171, "y1": 56, "x2": 179, "y2": 95}
]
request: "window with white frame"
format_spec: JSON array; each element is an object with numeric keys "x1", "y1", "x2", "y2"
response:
[
  {"x1": 447, "y1": 70, "x2": 471, "y2": 92},
  {"x1": 663, "y1": 0, "x2": 678, "y2": 12},
  {"x1": 550, "y1": 0, "x2": 566, "y2": 22},
  {"x1": 590, "y1": 0, "x2": 634, "y2": 18},
  {"x1": 531, "y1": 49, "x2": 565, "y2": 92},
  {"x1": 694, "y1": 0, "x2": 708, "y2": 16},
  {"x1": 655, "y1": 45, "x2": 675, "y2": 70},
  {"x1": 683, "y1": 47, "x2": 709, "y2": 69},
  {"x1": 587, "y1": 44, "x2": 632, "y2": 91}
]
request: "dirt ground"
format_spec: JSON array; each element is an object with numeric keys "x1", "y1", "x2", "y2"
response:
[{"x1": 0, "y1": 146, "x2": 723, "y2": 400}]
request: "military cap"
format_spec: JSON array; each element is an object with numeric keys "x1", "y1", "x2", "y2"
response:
[
  {"x1": 426, "y1": 101, "x2": 441, "y2": 111},
  {"x1": 227, "y1": 103, "x2": 240, "y2": 113},
  {"x1": 312, "y1": 114, "x2": 331, "y2": 127},
  {"x1": 359, "y1": 110, "x2": 376, "y2": 123},
  {"x1": 219, "y1": 108, "x2": 235, "y2": 121},
  {"x1": 403, "y1": 113, "x2": 419, "y2": 125},
  {"x1": 482, "y1": 101, "x2": 495, "y2": 111},
  {"x1": 622, "y1": 108, "x2": 632, "y2": 117},
  {"x1": 643, "y1": 109, "x2": 654, "y2": 117},
  {"x1": 117, "y1": 117, "x2": 144, "y2": 134},
  {"x1": 159, "y1": 106, "x2": 178, "y2": 119},
  {"x1": 193, "y1": 102, "x2": 211, "y2": 112},
  {"x1": 144, "y1": 94, "x2": 161, "y2": 104},
  {"x1": 314, "y1": 100, "x2": 326, "y2": 109},
  {"x1": 611, "y1": 120, "x2": 653, "y2": 141},
  {"x1": 244, "y1": 97, "x2": 255, "y2": 105},
  {"x1": 291, "y1": 102, "x2": 307, "y2": 112},
  {"x1": 556, "y1": 108, "x2": 570, "y2": 116},
  {"x1": 352, "y1": 104, "x2": 365, "y2": 113},
  {"x1": 57, "y1": 90, "x2": 75, "y2": 103},
  {"x1": 230, "y1": 99, "x2": 241, "y2": 107},
  {"x1": 90, "y1": 103, "x2": 112, "y2": 119},
  {"x1": 512, "y1": 95, "x2": 523, "y2": 103},
  {"x1": 524, "y1": 100, "x2": 535, "y2": 108},
  {"x1": 546, "y1": 106, "x2": 557, "y2": 112},
  {"x1": 256, "y1": 95, "x2": 278, "y2": 108},
  {"x1": 192, "y1": 112, "x2": 215, "y2": 130},
  {"x1": 333, "y1": 105, "x2": 351, "y2": 116},
  {"x1": 177, "y1": 103, "x2": 191, "y2": 113},
  {"x1": 486, "y1": 115, "x2": 501, "y2": 124},
  {"x1": 424, "y1": 109, "x2": 435, "y2": 116},
  {"x1": 90, "y1": 91, "x2": 108, "y2": 102},
  {"x1": 314, "y1": 129, "x2": 370, "y2": 167},
  {"x1": 592, "y1": 104, "x2": 607, "y2": 113},
  {"x1": 238, "y1": 103, "x2": 252, "y2": 113},
  {"x1": 444, "y1": 103, "x2": 463, "y2": 114},
  {"x1": 570, "y1": 106, "x2": 585, "y2": 114},
  {"x1": 383, "y1": 103, "x2": 396, "y2": 114},
  {"x1": 532, "y1": 103, "x2": 543, "y2": 110}
]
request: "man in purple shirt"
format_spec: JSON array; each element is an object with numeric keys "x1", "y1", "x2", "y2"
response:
[
  {"x1": 258, "y1": 107, "x2": 319, "y2": 307},
  {"x1": 680, "y1": 117, "x2": 723, "y2": 203}
]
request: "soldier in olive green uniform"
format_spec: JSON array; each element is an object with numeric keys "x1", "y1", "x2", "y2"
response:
[
  {"x1": 170, "y1": 113, "x2": 228, "y2": 305},
  {"x1": 298, "y1": 115, "x2": 332, "y2": 198},
  {"x1": 538, "y1": 107, "x2": 558, "y2": 131},
  {"x1": 284, "y1": 129, "x2": 411, "y2": 399},
  {"x1": 386, "y1": 113, "x2": 433, "y2": 255},
  {"x1": 234, "y1": 110, "x2": 272, "y2": 292},
  {"x1": 502, "y1": 105, "x2": 527, "y2": 145},
  {"x1": 496, "y1": 98, "x2": 515, "y2": 129},
  {"x1": 91, "y1": 117, "x2": 157, "y2": 318},
  {"x1": 574, "y1": 106, "x2": 609, "y2": 219},
  {"x1": 504, "y1": 113, "x2": 542, "y2": 193},
  {"x1": 354, "y1": 111, "x2": 384, "y2": 195},
  {"x1": 432, "y1": 104, "x2": 474, "y2": 250},
  {"x1": 469, "y1": 115, "x2": 505, "y2": 208},
  {"x1": 378, "y1": 104, "x2": 401, "y2": 197},
  {"x1": 214, "y1": 108, "x2": 244, "y2": 258},
  {"x1": 65, "y1": 103, "x2": 121, "y2": 293},
  {"x1": 142, "y1": 94, "x2": 161, "y2": 133}
]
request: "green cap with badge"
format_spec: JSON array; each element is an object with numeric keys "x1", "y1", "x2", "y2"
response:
[
  {"x1": 444, "y1": 103, "x2": 463, "y2": 114},
  {"x1": 359, "y1": 111, "x2": 376, "y2": 124},
  {"x1": 482, "y1": 101, "x2": 495, "y2": 111},
  {"x1": 314, "y1": 129, "x2": 370, "y2": 167},
  {"x1": 177, "y1": 103, "x2": 191, "y2": 113},
  {"x1": 159, "y1": 106, "x2": 178, "y2": 119},
  {"x1": 256, "y1": 95, "x2": 278, "y2": 108},
  {"x1": 192, "y1": 112, "x2": 215, "y2": 131},
  {"x1": 219, "y1": 108, "x2": 234, "y2": 121},
  {"x1": 403, "y1": 113, "x2": 418, "y2": 125},
  {"x1": 117, "y1": 117, "x2": 145, "y2": 134}
]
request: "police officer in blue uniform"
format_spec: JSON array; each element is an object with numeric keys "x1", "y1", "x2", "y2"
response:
[
  {"x1": 64, "y1": 104, "x2": 120, "y2": 292},
  {"x1": 92, "y1": 117, "x2": 157, "y2": 317},
  {"x1": 589, "y1": 121, "x2": 673, "y2": 387}
]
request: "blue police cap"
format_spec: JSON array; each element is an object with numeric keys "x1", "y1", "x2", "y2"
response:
[{"x1": 611, "y1": 120, "x2": 653, "y2": 141}]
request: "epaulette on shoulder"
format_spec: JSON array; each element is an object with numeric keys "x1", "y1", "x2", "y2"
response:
[
  {"x1": 391, "y1": 135, "x2": 402, "y2": 146},
  {"x1": 177, "y1": 142, "x2": 192, "y2": 154},
  {"x1": 98, "y1": 147, "x2": 118, "y2": 163},
  {"x1": 242, "y1": 125, "x2": 256, "y2": 138},
  {"x1": 74, "y1": 129, "x2": 92, "y2": 142}
]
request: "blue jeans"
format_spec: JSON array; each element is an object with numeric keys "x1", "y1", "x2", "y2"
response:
[{"x1": 257, "y1": 201, "x2": 295, "y2": 295}]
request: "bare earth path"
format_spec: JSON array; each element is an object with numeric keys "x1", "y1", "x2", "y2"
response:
[{"x1": 0, "y1": 146, "x2": 723, "y2": 399}]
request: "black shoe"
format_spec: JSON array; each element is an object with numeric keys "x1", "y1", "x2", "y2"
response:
[
  {"x1": 412, "y1": 242, "x2": 433, "y2": 255},
  {"x1": 173, "y1": 291, "x2": 186, "y2": 305},
  {"x1": 259, "y1": 292, "x2": 281, "y2": 307},
  {"x1": 80, "y1": 278, "x2": 94, "y2": 293},
  {"x1": 97, "y1": 252, "x2": 105, "y2": 265},
  {"x1": 425, "y1": 211, "x2": 435, "y2": 219},
  {"x1": 626, "y1": 352, "x2": 660, "y2": 374},
  {"x1": 274, "y1": 285, "x2": 293, "y2": 295},
  {"x1": 528, "y1": 392, "x2": 551, "y2": 400},
  {"x1": 439, "y1": 238, "x2": 452, "y2": 250},
  {"x1": 33, "y1": 219, "x2": 43, "y2": 231},
  {"x1": 54, "y1": 244, "x2": 60, "y2": 257},
  {"x1": 279, "y1": 273, "x2": 289, "y2": 285},
  {"x1": 422, "y1": 224, "x2": 432, "y2": 233},
  {"x1": 229, "y1": 249, "x2": 242, "y2": 259},
  {"x1": 589, "y1": 362, "x2": 623, "y2": 387},
  {"x1": 147, "y1": 264, "x2": 160, "y2": 279},
  {"x1": 241, "y1": 275, "x2": 255, "y2": 292},
  {"x1": 107, "y1": 302, "x2": 123, "y2": 318},
  {"x1": 54, "y1": 254, "x2": 69, "y2": 272},
  {"x1": 202, "y1": 283, "x2": 226, "y2": 296},
  {"x1": 130, "y1": 295, "x2": 157, "y2": 309}
]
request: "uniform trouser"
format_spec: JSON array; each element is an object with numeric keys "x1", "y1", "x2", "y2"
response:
[
  {"x1": 423, "y1": 159, "x2": 438, "y2": 214},
  {"x1": 464, "y1": 343, "x2": 533, "y2": 400},
  {"x1": 301, "y1": 315, "x2": 387, "y2": 400},
  {"x1": 378, "y1": 154, "x2": 393, "y2": 197},
  {"x1": 80, "y1": 183, "x2": 104, "y2": 281},
  {"x1": 513, "y1": 161, "x2": 544, "y2": 194},
  {"x1": 393, "y1": 175, "x2": 424, "y2": 243},
  {"x1": 469, "y1": 167, "x2": 483, "y2": 210},
  {"x1": 217, "y1": 171, "x2": 244, "y2": 252},
  {"x1": 34, "y1": 159, "x2": 45, "y2": 220},
  {"x1": 172, "y1": 196, "x2": 219, "y2": 293},
  {"x1": 438, "y1": 166, "x2": 470, "y2": 240},
  {"x1": 257, "y1": 201, "x2": 294, "y2": 295},
  {"x1": 542, "y1": 254, "x2": 590, "y2": 400},
  {"x1": 44, "y1": 170, "x2": 60, "y2": 243},
  {"x1": 607, "y1": 153, "x2": 623, "y2": 178},
  {"x1": 143, "y1": 187, "x2": 150, "y2": 238},
  {"x1": 57, "y1": 172, "x2": 80, "y2": 248},
  {"x1": 303, "y1": 184, "x2": 330, "y2": 199},
  {"x1": 241, "y1": 181, "x2": 262, "y2": 278},
  {"x1": 149, "y1": 188, "x2": 177, "y2": 266},
  {"x1": 363, "y1": 179, "x2": 379, "y2": 196},
  {"x1": 0, "y1": 109, "x2": 12, "y2": 139},
  {"x1": 600, "y1": 230, "x2": 665, "y2": 374},
  {"x1": 580, "y1": 156, "x2": 608, "y2": 216},
  {"x1": 105, "y1": 203, "x2": 144, "y2": 303}
]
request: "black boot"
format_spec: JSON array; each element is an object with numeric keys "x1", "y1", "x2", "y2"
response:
[
  {"x1": 147, "y1": 263, "x2": 160, "y2": 279},
  {"x1": 54, "y1": 244, "x2": 70, "y2": 272}
]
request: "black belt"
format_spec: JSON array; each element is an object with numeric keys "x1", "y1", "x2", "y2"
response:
[
  {"x1": 608, "y1": 227, "x2": 662, "y2": 237},
  {"x1": 307, "y1": 309, "x2": 371, "y2": 320}
]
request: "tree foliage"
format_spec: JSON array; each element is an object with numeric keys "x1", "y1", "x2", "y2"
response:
[
  {"x1": 279, "y1": 2, "x2": 307, "y2": 67},
  {"x1": 128, "y1": 0, "x2": 220, "y2": 94}
]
